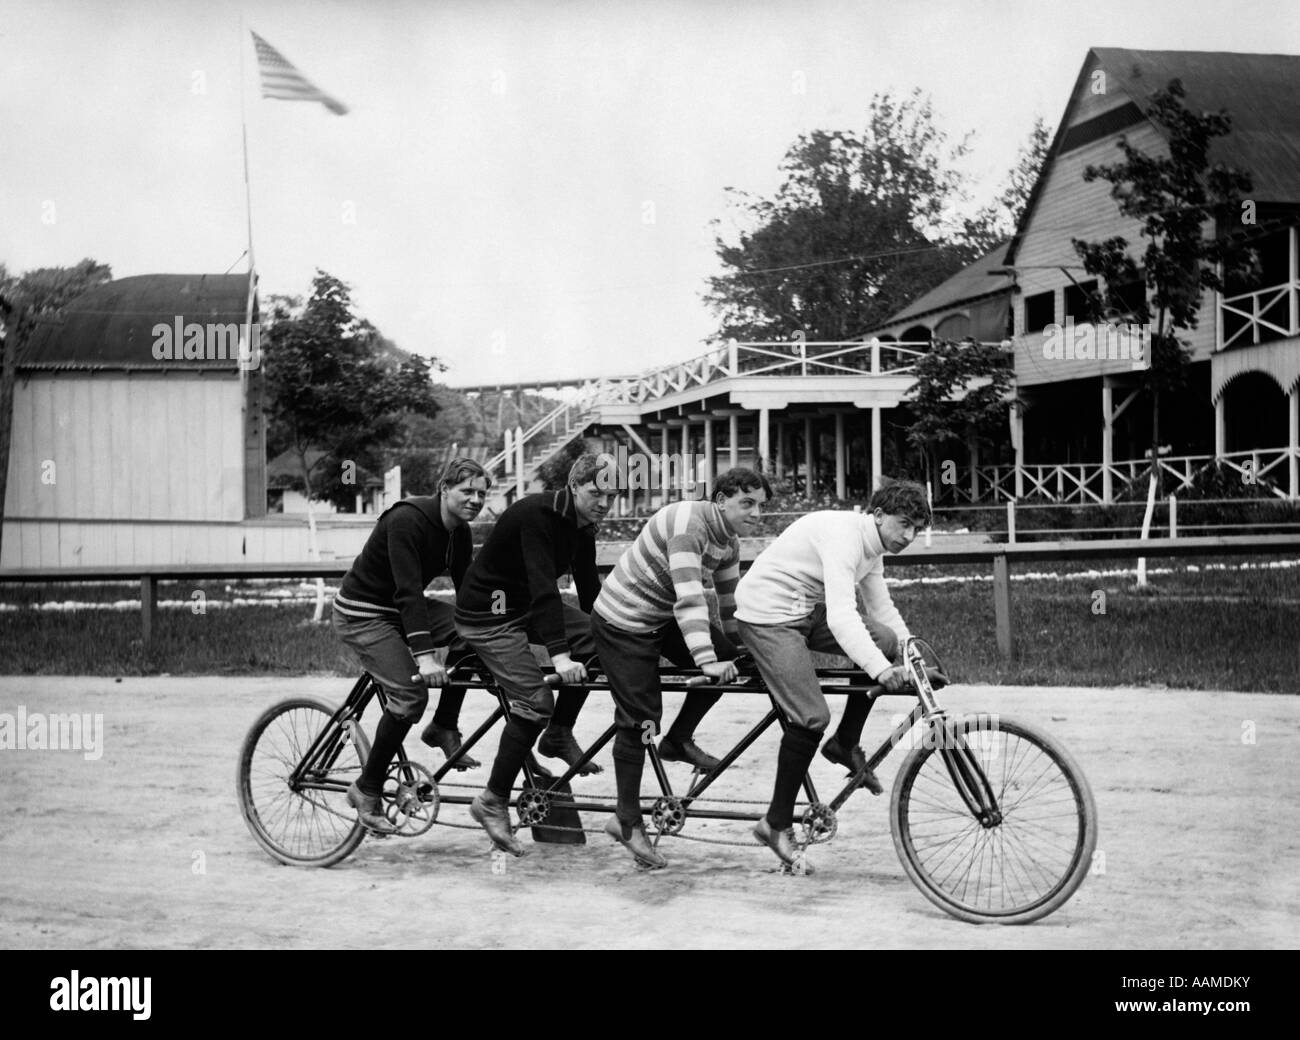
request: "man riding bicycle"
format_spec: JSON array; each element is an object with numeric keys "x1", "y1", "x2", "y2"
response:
[
  {"x1": 593, "y1": 466, "x2": 771, "y2": 868},
  {"x1": 332, "y1": 458, "x2": 490, "y2": 834},
  {"x1": 735, "y1": 478, "x2": 931, "y2": 869}
]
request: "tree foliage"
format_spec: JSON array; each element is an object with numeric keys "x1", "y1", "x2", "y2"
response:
[
  {"x1": 705, "y1": 91, "x2": 999, "y2": 342},
  {"x1": 262, "y1": 270, "x2": 443, "y2": 510},
  {"x1": 1071, "y1": 79, "x2": 1256, "y2": 467},
  {"x1": 905, "y1": 339, "x2": 1017, "y2": 480}
]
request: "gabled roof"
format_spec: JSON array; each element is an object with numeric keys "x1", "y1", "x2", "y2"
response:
[
  {"x1": 1008, "y1": 48, "x2": 1300, "y2": 265},
  {"x1": 873, "y1": 241, "x2": 1013, "y2": 329},
  {"x1": 20, "y1": 273, "x2": 252, "y2": 371}
]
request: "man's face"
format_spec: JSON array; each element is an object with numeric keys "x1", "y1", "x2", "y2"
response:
[
  {"x1": 874, "y1": 509, "x2": 920, "y2": 553},
  {"x1": 716, "y1": 484, "x2": 767, "y2": 537},
  {"x1": 442, "y1": 477, "x2": 488, "y2": 524},
  {"x1": 572, "y1": 480, "x2": 614, "y2": 526}
]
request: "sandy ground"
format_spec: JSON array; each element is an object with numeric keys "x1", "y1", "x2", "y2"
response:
[{"x1": 1, "y1": 675, "x2": 1297, "y2": 950}]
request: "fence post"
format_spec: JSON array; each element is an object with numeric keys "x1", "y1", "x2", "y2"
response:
[
  {"x1": 1006, "y1": 499, "x2": 1016, "y2": 544},
  {"x1": 993, "y1": 554, "x2": 1014, "y2": 661},
  {"x1": 1169, "y1": 495, "x2": 1177, "y2": 538},
  {"x1": 141, "y1": 574, "x2": 158, "y2": 647}
]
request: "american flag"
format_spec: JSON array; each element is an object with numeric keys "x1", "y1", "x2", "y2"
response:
[{"x1": 250, "y1": 31, "x2": 348, "y2": 116}]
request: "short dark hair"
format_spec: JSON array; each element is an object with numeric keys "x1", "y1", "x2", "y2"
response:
[
  {"x1": 567, "y1": 452, "x2": 612, "y2": 489},
  {"x1": 711, "y1": 467, "x2": 773, "y2": 503},
  {"x1": 868, "y1": 478, "x2": 931, "y2": 528},
  {"x1": 439, "y1": 457, "x2": 492, "y2": 492}
]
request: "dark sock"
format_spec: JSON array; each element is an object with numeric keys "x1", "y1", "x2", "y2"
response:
[
  {"x1": 550, "y1": 688, "x2": 588, "y2": 729},
  {"x1": 664, "y1": 688, "x2": 722, "y2": 744},
  {"x1": 834, "y1": 693, "x2": 874, "y2": 748},
  {"x1": 611, "y1": 729, "x2": 647, "y2": 825},
  {"x1": 768, "y1": 725, "x2": 820, "y2": 831},
  {"x1": 487, "y1": 716, "x2": 543, "y2": 799},
  {"x1": 359, "y1": 710, "x2": 412, "y2": 796},
  {"x1": 432, "y1": 686, "x2": 466, "y2": 730}
]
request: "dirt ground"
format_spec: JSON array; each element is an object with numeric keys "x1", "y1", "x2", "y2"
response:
[{"x1": 1, "y1": 675, "x2": 1297, "y2": 949}]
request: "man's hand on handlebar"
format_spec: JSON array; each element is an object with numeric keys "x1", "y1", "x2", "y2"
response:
[
  {"x1": 701, "y1": 660, "x2": 739, "y2": 684},
  {"x1": 875, "y1": 664, "x2": 910, "y2": 694},
  {"x1": 413, "y1": 654, "x2": 449, "y2": 687},
  {"x1": 550, "y1": 652, "x2": 588, "y2": 685}
]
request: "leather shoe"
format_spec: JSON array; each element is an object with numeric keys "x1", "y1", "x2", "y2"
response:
[
  {"x1": 821, "y1": 734, "x2": 884, "y2": 795},
  {"x1": 419, "y1": 721, "x2": 480, "y2": 770},
  {"x1": 753, "y1": 816, "x2": 812, "y2": 872},
  {"x1": 658, "y1": 735, "x2": 721, "y2": 772},
  {"x1": 469, "y1": 790, "x2": 525, "y2": 857},
  {"x1": 604, "y1": 816, "x2": 667, "y2": 869},
  {"x1": 537, "y1": 725, "x2": 602, "y2": 775},
  {"x1": 346, "y1": 781, "x2": 396, "y2": 835}
]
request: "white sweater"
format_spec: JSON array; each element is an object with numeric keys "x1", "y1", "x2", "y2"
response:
[{"x1": 734, "y1": 510, "x2": 910, "y2": 679}]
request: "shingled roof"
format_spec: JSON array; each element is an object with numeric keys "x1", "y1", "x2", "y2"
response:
[
  {"x1": 1008, "y1": 48, "x2": 1300, "y2": 265},
  {"x1": 875, "y1": 241, "x2": 1013, "y2": 327},
  {"x1": 20, "y1": 273, "x2": 253, "y2": 371}
]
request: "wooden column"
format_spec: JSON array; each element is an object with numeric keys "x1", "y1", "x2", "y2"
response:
[
  {"x1": 758, "y1": 408, "x2": 770, "y2": 473},
  {"x1": 1289, "y1": 387, "x2": 1298, "y2": 500},
  {"x1": 141, "y1": 574, "x2": 158, "y2": 647},
  {"x1": 804, "y1": 417, "x2": 815, "y2": 499},
  {"x1": 704, "y1": 418, "x2": 715, "y2": 487},
  {"x1": 835, "y1": 413, "x2": 846, "y2": 500},
  {"x1": 775, "y1": 421, "x2": 785, "y2": 480},
  {"x1": 871, "y1": 407, "x2": 882, "y2": 492},
  {"x1": 1102, "y1": 382, "x2": 1114, "y2": 504},
  {"x1": 993, "y1": 554, "x2": 1014, "y2": 661},
  {"x1": 729, "y1": 415, "x2": 739, "y2": 471},
  {"x1": 1215, "y1": 395, "x2": 1226, "y2": 459}
]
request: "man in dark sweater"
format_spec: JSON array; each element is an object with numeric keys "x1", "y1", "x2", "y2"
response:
[
  {"x1": 333, "y1": 459, "x2": 490, "y2": 833},
  {"x1": 457, "y1": 454, "x2": 612, "y2": 856}
]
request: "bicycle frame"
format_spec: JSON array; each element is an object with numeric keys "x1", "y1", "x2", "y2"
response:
[{"x1": 333, "y1": 635, "x2": 983, "y2": 831}]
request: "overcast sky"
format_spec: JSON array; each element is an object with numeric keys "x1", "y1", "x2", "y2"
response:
[{"x1": 4, "y1": 0, "x2": 1299, "y2": 386}]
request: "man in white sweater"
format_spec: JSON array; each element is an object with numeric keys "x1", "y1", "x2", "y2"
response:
[{"x1": 735, "y1": 478, "x2": 930, "y2": 868}]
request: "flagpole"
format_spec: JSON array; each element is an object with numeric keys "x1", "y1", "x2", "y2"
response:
[
  {"x1": 238, "y1": 13, "x2": 262, "y2": 524},
  {"x1": 239, "y1": 13, "x2": 255, "y2": 275}
]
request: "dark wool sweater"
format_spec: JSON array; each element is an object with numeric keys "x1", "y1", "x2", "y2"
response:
[
  {"x1": 454, "y1": 488, "x2": 599, "y2": 655},
  {"x1": 335, "y1": 496, "x2": 472, "y2": 656}
]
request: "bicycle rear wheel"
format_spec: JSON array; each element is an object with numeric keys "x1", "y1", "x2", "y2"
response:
[
  {"x1": 889, "y1": 714, "x2": 1097, "y2": 924},
  {"x1": 237, "y1": 697, "x2": 366, "y2": 867}
]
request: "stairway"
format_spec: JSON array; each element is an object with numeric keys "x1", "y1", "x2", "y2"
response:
[{"x1": 484, "y1": 415, "x2": 596, "y2": 515}]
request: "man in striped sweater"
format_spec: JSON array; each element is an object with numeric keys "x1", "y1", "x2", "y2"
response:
[
  {"x1": 593, "y1": 467, "x2": 772, "y2": 868},
  {"x1": 735, "y1": 478, "x2": 930, "y2": 869},
  {"x1": 332, "y1": 458, "x2": 490, "y2": 834}
]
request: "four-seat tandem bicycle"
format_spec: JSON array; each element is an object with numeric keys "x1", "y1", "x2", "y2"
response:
[{"x1": 237, "y1": 637, "x2": 1098, "y2": 924}]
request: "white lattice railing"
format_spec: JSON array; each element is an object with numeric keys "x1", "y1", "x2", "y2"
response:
[
  {"x1": 1219, "y1": 280, "x2": 1298, "y2": 349},
  {"x1": 935, "y1": 448, "x2": 1295, "y2": 505}
]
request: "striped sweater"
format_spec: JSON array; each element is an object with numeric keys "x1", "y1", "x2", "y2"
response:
[{"x1": 594, "y1": 500, "x2": 740, "y2": 666}]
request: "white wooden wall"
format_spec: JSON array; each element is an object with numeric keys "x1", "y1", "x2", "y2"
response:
[
  {"x1": 0, "y1": 517, "x2": 378, "y2": 568},
  {"x1": 5, "y1": 372, "x2": 245, "y2": 521}
]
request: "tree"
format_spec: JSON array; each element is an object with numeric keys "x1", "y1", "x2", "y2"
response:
[
  {"x1": 0, "y1": 259, "x2": 114, "y2": 554},
  {"x1": 905, "y1": 338, "x2": 1017, "y2": 488},
  {"x1": 705, "y1": 90, "x2": 994, "y2": 343},
  {"x1": 965, "y1": 117, "x2": 1053, "y2": 255},
  {"x1": 1071, "y1": 79, "x2": 1256, "y2": 483},
  {"x1": 262, "y1": 270, "x2": 443, "y2": 510}
]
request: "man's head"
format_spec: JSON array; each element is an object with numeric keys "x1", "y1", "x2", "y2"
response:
[
  {"x1": 439, "y1": 458, "x2": 490, "y2": 526},
  {"x1": 711, "y1": 467, "x2": 773, "y2": 537},
  {"x1": 867, "y1": 478, "x2": 931, "y2": 553},
  {"x1": 567, "y1": 452, "x2": 615, "y2": 526}
]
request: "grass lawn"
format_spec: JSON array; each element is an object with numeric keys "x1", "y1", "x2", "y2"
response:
[{"x1": 1, "y1": 556, "x2": 1296, "y2": 691}]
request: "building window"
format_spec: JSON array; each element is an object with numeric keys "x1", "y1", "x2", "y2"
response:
[
  {"x1": 1024, "y1": 291, "x2": 1054, "y2": 333},
  {"x1": 1064, "y1": 280, "x2": 1100, "y2": 322}
]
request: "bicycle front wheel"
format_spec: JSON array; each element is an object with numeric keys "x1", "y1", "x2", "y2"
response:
[
  {"x1": 237, "y1": 697, "x2": 366, "y2": 867},
  {"x1": 890, "y1": 714, "x2": 1097, "y2": 924}
]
